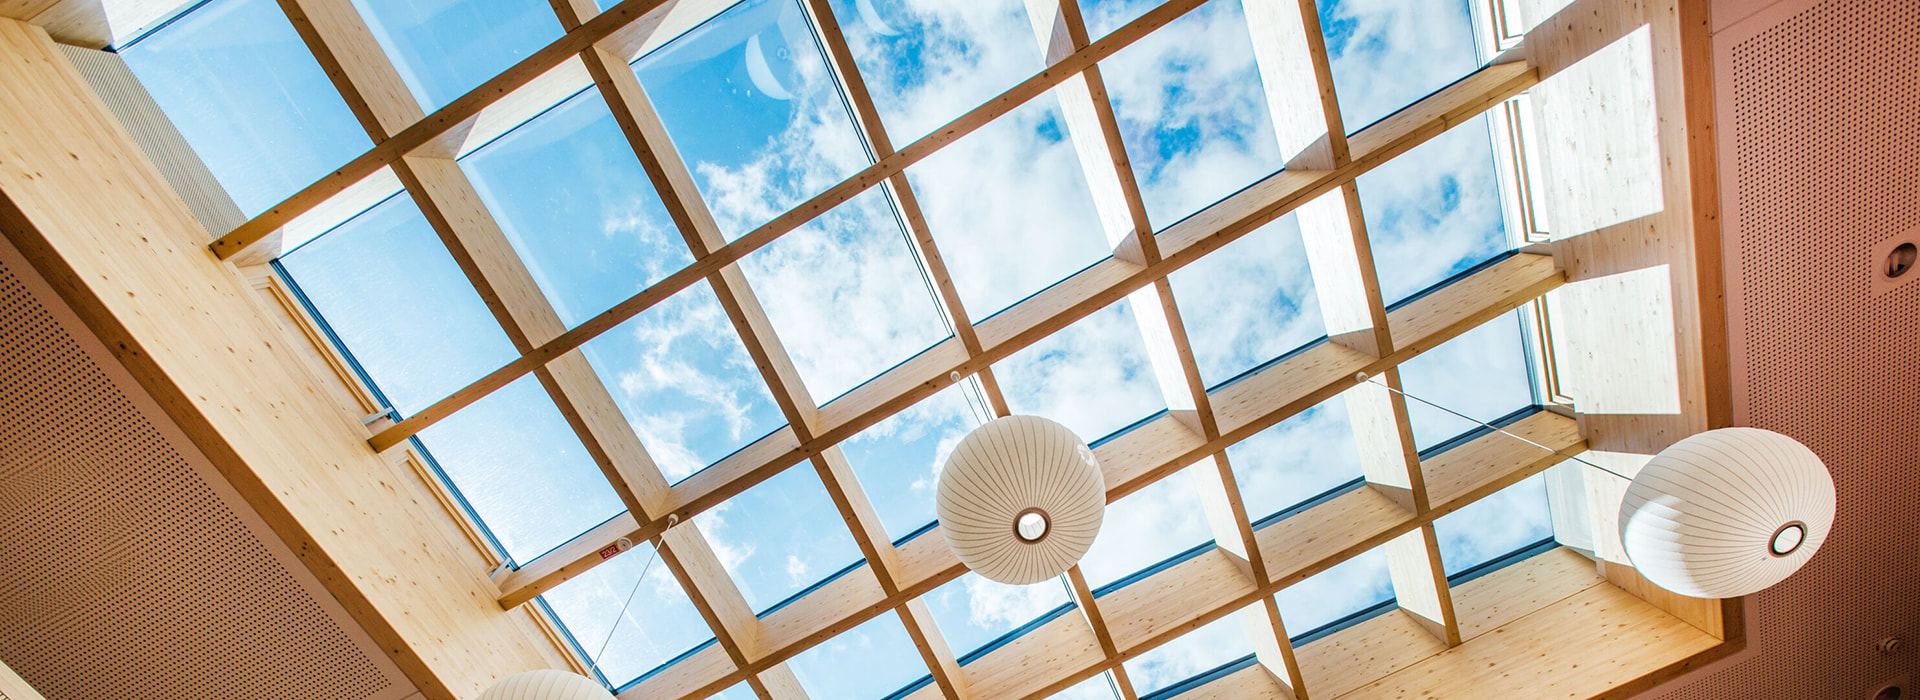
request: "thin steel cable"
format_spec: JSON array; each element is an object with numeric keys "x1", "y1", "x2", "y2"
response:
[
  {"x1": 586, "y1": 516, "x2": 677, "y2": 684},
  {"x1": 1355, "y1": 372, "x2": 1632, "y2": 481}
]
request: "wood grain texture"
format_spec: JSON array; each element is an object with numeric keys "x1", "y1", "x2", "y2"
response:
[{"x1": 0, "y1": 18, "x2": 568, "y2": 699}]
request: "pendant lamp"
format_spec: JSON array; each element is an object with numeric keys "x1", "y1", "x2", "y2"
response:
[
  {"x1": 479, "y1": 670, "x2": 614, "y2": 700},
  {"x1": 937, "y1": 415, "x2": 1105, "y2": 585},
  {"x1": 1618, "y1": 427, "x2": 1834, "y2": 599}
]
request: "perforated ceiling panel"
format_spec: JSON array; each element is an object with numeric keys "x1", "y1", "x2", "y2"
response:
[
  {"x1": 0, "y1": 236, "x2": 416, "y2": 700},
  {"x1": 1646, "y1": 0, "x2": 1920, "y2": 697}
]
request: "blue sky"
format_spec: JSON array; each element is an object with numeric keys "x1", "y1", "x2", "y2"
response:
[{"x1": 122, "y1": 0, "x2": 1557, "y2": 695}]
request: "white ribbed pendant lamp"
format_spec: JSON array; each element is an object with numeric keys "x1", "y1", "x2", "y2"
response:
[
  {"x1": 1619, "y1": 427, "x2": 1834, "y2": 599},
  {"x1": 479, "y1": 670, "x2": 615, "y2": 700},
  {"x1": 937, "y1": 415, "x2": 1105, "y2": 585},
  {"x1": 1353, "y1": 373, "x2": 1835, "y2": 600}
]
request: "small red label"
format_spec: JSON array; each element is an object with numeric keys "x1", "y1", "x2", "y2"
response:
[{"x1": 598, "y1": 543, "x2": 622, "y2": 560}]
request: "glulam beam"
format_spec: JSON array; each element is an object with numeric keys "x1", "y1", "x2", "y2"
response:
[
  {"x1": 615, "y1": 251, "x2": 1564, "y2": 698},
  {"x1": 472, "y1": 61, "x2": 1545, "y2": 612}
]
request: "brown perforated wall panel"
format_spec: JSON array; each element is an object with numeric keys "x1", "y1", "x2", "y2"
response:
[
  {"x1": 1648, "y1": 0, "x2": 1920, "y2": 697},
  {"x1": 0, "y1": 236, "x2": 415, "y2": 699}
]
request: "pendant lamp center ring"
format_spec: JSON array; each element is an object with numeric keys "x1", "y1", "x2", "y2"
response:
[
  {"x1": 1769, "y1": 520, "x2": 1808, "y2": 557},
  {"x1": 1014, "y1": 508, "x2": 1051, "y2": 544}
]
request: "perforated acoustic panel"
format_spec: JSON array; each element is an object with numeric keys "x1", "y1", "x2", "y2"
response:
[
  {"x1": 1647, "y1": 0, "x2": 1920, "y2": 697},
  {"x1": 0, "y1": 235, "x2": 415, "y2": 700}
]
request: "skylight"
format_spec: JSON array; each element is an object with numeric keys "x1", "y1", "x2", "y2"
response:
[{"x1": 122, "y1": 0, "x2": 1569, "y2": 695}]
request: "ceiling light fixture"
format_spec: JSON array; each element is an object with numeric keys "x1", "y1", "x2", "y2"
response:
[
  {"x1": 937, "y1": 415, "x2": 1105, "y2": 584},
  {"x1": 1355, "y1": 373, "x2": 1834, "y2": 599}
]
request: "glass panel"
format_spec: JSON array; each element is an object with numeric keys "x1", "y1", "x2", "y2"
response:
[
  {"x1": 1100, "y1": 0, "x2": 1283, "y2": 229},
  {"x1": 1050, "y1": 674, "x2": 1124, "y2": 700},
  {"x1": 707, "y1": 683, "x2": 756, "y2": 700},
  {"x1": 787, "y1": 611, "x2": 929, "y2": 699},
  {"x1": 636, "y1": 0, "x2": 866, "y2": 241},
  {"x1": 1396, "y1": 312, "x2": 1533, "y2": 450},
  {"x1": 823, "y1": 0, "x2": 1043, "y2": 144},
  {"x1": 580, "y1": 279, "x2": 787, "y2": 482},
  {"x1": 737, "y1": 189, "x2": 951, "y2": 403},
  {"x1": 542, "y1": 543, "x2": 714, "y2": 687},
  {"x1": 1357, "y1": 118, "x2": 1510, "y2": 306},
  {"x1": 906, "y1": 94, "x2": 1112, "y2": 319},
  {"x1": 1079, "y1": 0, "x2": 1154, "y2": 40},
  {"x1": 1434, "y1": 473, "x2": 1553, "y2": 577},
  {"x1": 1275, "y1": 546, "x2": 1392, "y2": 638},
  {"x1": 994, "y1": 298, "x2": 1167, "y2": 443},
  {"x1": 350, "y1": 0, "x2": 563, "y2": 110},
  {"x1": 1167, "y1": 215, "x2": 1324, "y2": 388},
  {"x1": 280, "y1": 194, "x2": 619, "y2": 560},
  {"x1": 1122, "y1": 612, "x2": 1256, "y2": 696},
  {"x1": 840, "y1": 385, "x2": 984, "y2": 541},
  {"x1": 120, "y1": 0, "x2": 371, "y2": 216},
  {"x1": 460, "y1": 87, "x2": 695, "y2": 327},
  {"x1": 277, "y1": 192, "x2": 516, "y2": 414},
  {"x1": 1079, "y1": 472, "x2": 1211, "y2": 590},
  {"x1": 692, "y1": 466, "x2": 863, "y2": 611},
  {"x1": 415, "y1": 376, "x2": 624, "y2": 559},
  {"x1": 924, "y1": 573, "x2": 1072, "y2": 660},
  {"x1": 1226, "y1": 395, "x2": 1364, "y2": 524},
  {"x1": 1315, "y1": 0, "x2": 1481, "y2": 132}
]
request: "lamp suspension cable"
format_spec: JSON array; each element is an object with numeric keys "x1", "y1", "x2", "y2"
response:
[
  {"x1": 585, "y1": 514, "x2": 679, "y2": 684},
  {"x1": 1353, "y1": 372, "x2": 1630, "y2": 480}
]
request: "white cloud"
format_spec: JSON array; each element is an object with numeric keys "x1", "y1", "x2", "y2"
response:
[
  {"x1": 1320, "y1": 0, "x2": 1479, "y2": 130},
  {"x1": 785, "y1": 553, "x2": 813, "y2": 586},
  {"x1": 994, "y1": 299, "x2": 1165, "y2": 442},
  {"x1": 1122, "y1": 610, "x2": 1255, "y2": 693},
  {"x1": 1223, "y1": 396, "x2": 1367, "y2": 521},
  {"x1": 961, "y1": 574, "x2": 1068, "y2": 630},
  {"x1": 1274, "y1": 545, "x2": 1394, "y2": 635}
]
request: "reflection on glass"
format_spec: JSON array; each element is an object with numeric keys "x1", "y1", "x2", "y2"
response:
[
  {"x1": 1275, "y1": 546, "x2": 1392, "y2": 638},
  {"x1": 824, "y1": 0, "x2": 1041, "y2": 144},
  {"x1": 1358, "y1": 119, "x2": 1510, "y2": 305},
  {"x1": 924, "y1": 572, "x2": 1072, "y2": 660},
  {"x1": 351, "y1": 0, "x2": 563, "y2": 110},
  {"x1": 692, "y1": 466, "x2": 862, "y2": 611},
  {"x1": 415, "y1": 377, "x2": 624, "y2": 560},
  {"x1": 277, "y1": 193, "x2": 515, "y2": 414},
  {"x1": 637, "y1": 0, "x2": 865, "y2": 241},
  {"x1": 840, "y1": 385, "x2": 983, "y2": 541},
  {"x1": 1316, "y1": 0, "x2": 1481, "y2": 131},
  {"x1": 1434, "y1": 473, "x2": 1553, "y2": 577},
  {"x1": 280, "y1": 194, "x2": 619, "y2": 561},
  {"x1": 907, "y1": 94, "x2": 1112, "y2": 318},
  {"x1": 1048, "y1": 673, "x2": 1124, "y2": 700},
  {"x1": 543, "y1": 542, "x2": 714, "y2": 687},
  {"x1": 461, "y1": 88, "x2": 694, "y2": 326},
  {"x1": 1079, "y1": 473, "x2": 1210, "y2": 590},
  {"x1": 580, "y1": 279, "x2": 787, "y2": 482},
  {"x1": 121, "y1": 0, "x2": 370, "y2": 216},
  {"x1": 1226, "y1": 396, "x2": 1364, "y2": 524},
  {"x1": 1396, "y1": 311, "x2": 1533, "y2": 450},
  {"x1": 1122, "y1": 613, "x2": 1256, "y2": 696},
  {"x1": 1101, "y1": 0, "x2": 1282, "y2": 229},
  {"x1": 738, "y1": 188, "x2": 951, "y2": 403},
  {"x1": 786, "y1": 610, "x2": 928, "y2": 699},
  {"x1": 1167, "y1": 215, "x2": 1324, "y2": 388},
  {"x1": 995, "y1": 298, "x2": 1166, "y2": 443}
]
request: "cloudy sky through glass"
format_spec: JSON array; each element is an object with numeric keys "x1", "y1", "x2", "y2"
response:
[{"x1": 121, "y1": 0, "x2": 1557, "y2": 694}]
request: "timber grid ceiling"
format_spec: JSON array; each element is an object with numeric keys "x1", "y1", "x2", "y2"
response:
[{"x1": 205, "y1": 0, "x2": 1592, "y2": 697}]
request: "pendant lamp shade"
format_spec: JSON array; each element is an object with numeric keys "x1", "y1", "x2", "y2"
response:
[
  {"x1": 937, "y1": 415, "x2": 1105, "y2": 585},
  {"x1": 1618, "y1": 427, "x2": 1834, "y2": 599},
  {"x1": 478, "y1": 670, "x2": 614, "y2": 700}
]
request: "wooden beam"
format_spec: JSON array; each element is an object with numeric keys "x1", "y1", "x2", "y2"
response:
[
  {"x1": 913, "y1": 411, "x2": 1584, "y2": 700},
  {"x1": 431, "y1": 66, "x2": 1551, "y2": 612},
  {"x1": 209, "y1": 0, "x2": 1210, "y2": 260},
  {"x1": 0, "y1": 17, "x2": 573, "y2": 698},
  {"x1": 614, "y1": 256, "x2": 1565, "y2": 698},
  {"x1": 500, "y1": 247, "x2": 1561, "y2": 613}
]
